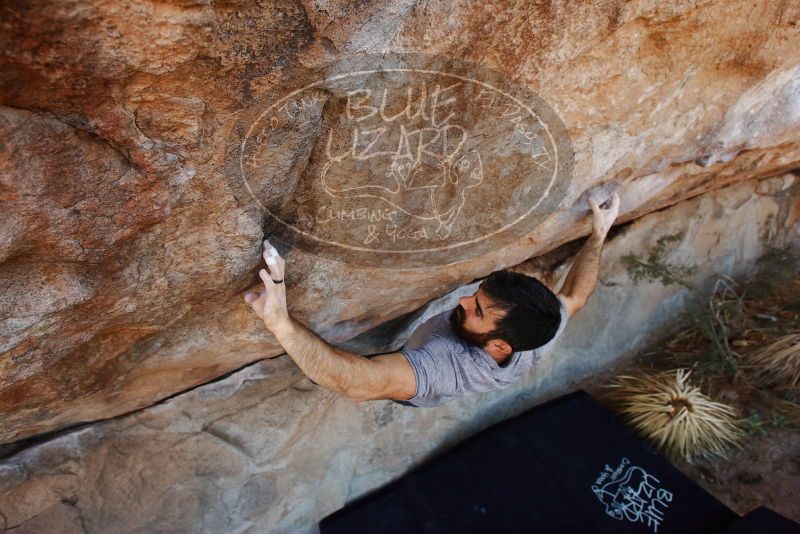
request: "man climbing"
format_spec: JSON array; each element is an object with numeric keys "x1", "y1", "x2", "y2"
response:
[{"x1": 243, "y1": 193, "x2": 621, "y2": 407}]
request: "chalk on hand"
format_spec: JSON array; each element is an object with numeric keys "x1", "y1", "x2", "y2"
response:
[
  {"x1": 269, "y1": 246, "x2": 278, "y2": 256},
  {"x1": 266, "y1": 257, "x2": 277, "y2": 266}
]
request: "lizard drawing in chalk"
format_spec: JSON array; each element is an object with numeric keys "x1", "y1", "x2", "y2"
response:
[{"x1": 320, "y1": 123, "x2": 484, "y2": 239}]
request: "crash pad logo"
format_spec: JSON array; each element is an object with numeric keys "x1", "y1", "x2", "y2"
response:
[
  {"x1": 237, "y1": 54, "x2": 573, "y2": 267},
  {"x1": 591, "y1": 458, "x2": 674, "y2": 532}
]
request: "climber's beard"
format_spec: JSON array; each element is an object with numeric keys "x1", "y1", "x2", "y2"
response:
[{"x1": 449, "y1": 305, "x2": 494, "y2": 349}]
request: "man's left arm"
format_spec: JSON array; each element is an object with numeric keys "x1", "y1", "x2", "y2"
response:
[
  {"x1": 557, "y1": 193, "x2": 621, "y2": 318},
  {"x1": 244, "y1": 240, "x2": 416, "y2": 402}
]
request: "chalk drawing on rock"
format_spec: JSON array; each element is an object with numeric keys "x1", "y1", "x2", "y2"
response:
[
  {"x1": 320, "y1": 123, "x2": 484, "y2": 238},
  {"x1": 235, "y1": 54, "x2": 574, "y2": 267}
]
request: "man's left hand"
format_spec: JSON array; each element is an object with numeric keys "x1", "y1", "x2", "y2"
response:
[
  {"x1": 588, "y1": 192, "x2": 621, "y2": 239},
  {"x1": 244, "y1": 239, "x2": 290, "y2": 332}
]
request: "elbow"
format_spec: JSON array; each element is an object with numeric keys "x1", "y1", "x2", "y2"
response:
[
  {"x1": 341, "y1": 386, "x2": 375, "y2": 403},
  {"x1": 559, "y1": 286, "x2": 592, "y2": 304},
  {"x1": 324, "y1": 370, "x2": 370, "y2": 402},
  {"x1": 558, "y1": 293, "x2": 588, "y2": 319},
  {"x1": 342, "y1": 383, "x2": 399, "y2": 403}
]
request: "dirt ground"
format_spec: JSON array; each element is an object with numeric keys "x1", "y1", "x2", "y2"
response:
[
  {"x1": 675, "y1": 426, "x2": 800, "y2": 522},
  {"x1": 590, "y1": 247, "x2": 800, "y2": 523}
]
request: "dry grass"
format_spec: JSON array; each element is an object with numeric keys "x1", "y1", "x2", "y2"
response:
[
  {"x1": 742, "y1": 333, "x2": 800, "y2": 399},
  {"x1": 603, "y1": 369, "x2": 744, "y2": 462},
  {"x1": 600, "y1": 242, "x2": 800, "y2": 517}
]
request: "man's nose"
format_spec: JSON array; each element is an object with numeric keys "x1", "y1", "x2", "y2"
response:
[{"x1": 458, "y1": 295, "x2": 470, "y2": 310}]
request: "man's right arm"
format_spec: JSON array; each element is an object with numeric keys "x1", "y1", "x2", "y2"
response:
[
  {"x1": 244, "y1": 238, "x2": 416, "y2": 403},
  {"x1": 269, "y1": 314, "x2": 417, "y2": 402}
]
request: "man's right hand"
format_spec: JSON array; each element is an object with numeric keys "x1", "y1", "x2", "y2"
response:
[
  {"x1": 588, "y1": 192, "x2": 621, "y2": 239},
  {"x1": 244, "y1": 239, "x2": 290, "y2": 333}
]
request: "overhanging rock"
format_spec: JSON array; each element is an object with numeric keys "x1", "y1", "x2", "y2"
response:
[{"x1": 1, "y1": 0, "x2": 799, "y2": 445}]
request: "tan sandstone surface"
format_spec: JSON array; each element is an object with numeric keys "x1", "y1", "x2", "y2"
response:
[
  {"x1": 0, "y1": 176, "x2": 797, "y2": 532},
  {"x1": 1, "y1": 0, "x2": 799, "y2": 453}
]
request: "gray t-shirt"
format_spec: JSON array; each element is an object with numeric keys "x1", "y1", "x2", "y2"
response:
[{"x1": 400, "y1": 295, "x2": 569, "y2": 407}]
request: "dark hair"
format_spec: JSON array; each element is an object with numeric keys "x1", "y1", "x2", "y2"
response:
[{"x1": 481, "y1": 270, "x2": 561, "y2": 352}]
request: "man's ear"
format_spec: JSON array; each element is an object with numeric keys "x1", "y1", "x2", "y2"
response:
[{"x1": 489, "y1": 339, "x2": 513, "y2": 357}]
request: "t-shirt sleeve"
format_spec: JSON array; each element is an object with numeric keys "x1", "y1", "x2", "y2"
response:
[
  {"x1": 400, "y1": 335, "x2": 462, "y2": 401},
  {"x1": 555, "y1": 295, "x2": 569, "y2": 336}
]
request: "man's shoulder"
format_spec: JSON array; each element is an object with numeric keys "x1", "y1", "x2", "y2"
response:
[
  {"x1": 403, "y1": 330, "x2": 466, "y2": 357},
  {"x1": 404, "y1": 309, "x2": 457, "y2": 351}
]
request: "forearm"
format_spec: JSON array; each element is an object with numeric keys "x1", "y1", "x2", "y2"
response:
[
  {"x1": 268, "y1": 314, "x2": 369, "y2": 397},
  {"x1": 559, "y1": 232, "x2": 606, "y2": 302}
]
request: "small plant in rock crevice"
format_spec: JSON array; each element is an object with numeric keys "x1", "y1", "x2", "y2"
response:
[
  {"x1": 621, "y1": 232, "x2": 742, "y2": 377},
  {"x1": 742, "y1": 333, "x2": 800, "y2": 401},
  {"x1": 621, "y1": 233, "x2": 697, "y2": 291},
  {"x1": 603, "y1": 369, "x2": 743, "y2": 462},
  {"x1": 617, "y1": 233, "x2": 800, "y2": 431}
]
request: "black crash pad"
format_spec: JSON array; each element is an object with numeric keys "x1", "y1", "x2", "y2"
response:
[{"x1": 320, "y1": 391, "x2": 746, "y2": 534}]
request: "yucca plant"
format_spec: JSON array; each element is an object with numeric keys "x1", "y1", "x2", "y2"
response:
[
  {"x1": 604, "y1": 369, "x2": 743, "y2": 462},
  {"x1": 742, "y1": 333, "x2": 800, "y2": 398}
]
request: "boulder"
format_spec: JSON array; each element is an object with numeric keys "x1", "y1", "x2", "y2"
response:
[
  {"x1": 0, "y1": 176, "x2": 797, "y2": 532},
  {"x1": 1, "y1": 0, "x2": 799, "y2": 446}
]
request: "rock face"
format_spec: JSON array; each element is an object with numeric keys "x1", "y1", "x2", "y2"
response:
[
  {"x1": 0, "y1": 177, "x2": 797, "y2": 533},
  {"x1": 1, "y1": 0, "x2": 800, "y2": 449}
]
